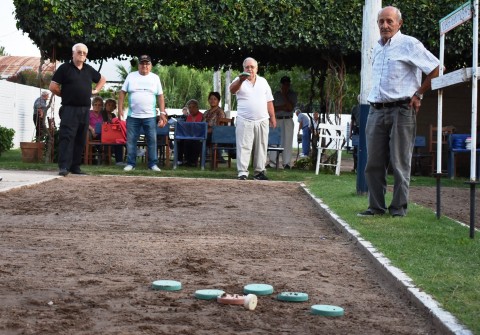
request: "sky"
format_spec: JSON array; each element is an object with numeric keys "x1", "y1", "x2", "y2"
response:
[{"x1": 0, "y1": 0, "x2": 128, "y2": 81}]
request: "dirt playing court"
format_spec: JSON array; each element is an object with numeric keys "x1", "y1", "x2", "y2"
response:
[{"x1": 0, "y1": 176, "x2": 463, "y2": 334}]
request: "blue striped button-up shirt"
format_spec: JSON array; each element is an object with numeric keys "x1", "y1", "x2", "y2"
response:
[{"x1": 368, "y1": 31, "x2": 439, "y2": 103}]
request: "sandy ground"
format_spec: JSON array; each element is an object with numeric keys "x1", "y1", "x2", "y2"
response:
[
  {"x1": 409, "y1": 185, "x2": 480, "y2": 227},
  {"x1": 0, "y1": 176, "x2": 447, "y2": 335}
]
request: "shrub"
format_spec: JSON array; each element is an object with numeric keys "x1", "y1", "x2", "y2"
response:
[{"x1": 0, "y1": 126, "x2": 15, "y2": 157}]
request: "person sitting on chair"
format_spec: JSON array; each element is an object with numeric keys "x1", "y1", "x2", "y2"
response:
[
  {"x1": 101, "y1": 98, "x2": 117, "y2": 123},
  {"x1": 89, "y1": 96, "x2": 104, "y2": 140},
  {"x1": 100, "y1": 98, "x2": 125, "y2": 165},
  {"x1": 184, "y1": 99, "x2": 204, "y2": 167},
  {"x1": 203, "y1": 92, "x2": 227, "y2": 163}
]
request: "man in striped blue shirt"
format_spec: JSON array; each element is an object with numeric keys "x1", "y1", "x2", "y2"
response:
[{"x1": 358, "y1": 6, "x2": 440, "y2": 218}]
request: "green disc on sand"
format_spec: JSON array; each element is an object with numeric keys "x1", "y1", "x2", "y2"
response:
[
  {"x1": 311, "y1": 304, "x2": 344, "y2": 316},
  {"x1": 151, "y1": 280, "x2": 182, "y2": 291},
  {"x1": 243, "y1": 283, "x2": 274, "y2": 296},
  {"x1": 277, "y1": 292, "x2": 309, "y2": 302},
  {"x1": 194, "y1": 289, "x2": 225, "y2": 300}
]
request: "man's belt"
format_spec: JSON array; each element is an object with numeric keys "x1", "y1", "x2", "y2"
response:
[
  {"x1": 277, "y1": 116, "x2": 292, "y2": 119},
  {"x1": 370, "y1": 99, "x2": 410, "y2": 109}
]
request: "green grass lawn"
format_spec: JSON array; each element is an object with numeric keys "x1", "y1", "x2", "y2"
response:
[{"x1": 1, "y1": 149, "x2": 479, "y2": 334}]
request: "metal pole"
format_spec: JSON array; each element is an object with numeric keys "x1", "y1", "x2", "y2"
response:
[
  {"x1": 435, "y1": 34, "x2": 446, "y2": 219},
  {"x1": 468, "y1": 0, "x2": 479, "y2": 238}
]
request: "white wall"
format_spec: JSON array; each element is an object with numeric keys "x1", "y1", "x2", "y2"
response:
[{"x1": 0, "y1": 80, "x2": 62, "y2": 148}]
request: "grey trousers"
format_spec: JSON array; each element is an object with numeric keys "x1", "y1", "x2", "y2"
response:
[{"x1": 365, "y1": 105, "x2": 416, "y2": 216}]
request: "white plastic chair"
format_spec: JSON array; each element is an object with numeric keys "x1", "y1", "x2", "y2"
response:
[{"x1": 315, "y1": 123, "x2": 346, "y2": 176}]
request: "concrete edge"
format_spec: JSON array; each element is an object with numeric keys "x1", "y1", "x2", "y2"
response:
[
  {"x1": 300, "y1": 183, "x2": 473, "y2": 335},
  {"x1": 0, "y1": 175, "x2": 61, "y2": 193}
]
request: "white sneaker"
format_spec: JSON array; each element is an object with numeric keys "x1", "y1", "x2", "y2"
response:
[
  {"x1": 124, "y1": 165, "x2": 135, "y2": 172},
  {"x1": 149, "y1": 165, "x2": 161, "y2": 172}
]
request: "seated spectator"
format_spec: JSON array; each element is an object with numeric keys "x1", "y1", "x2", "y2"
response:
[
  {"x1": 204, "y1": 92, "x2": 226, "y2": 138},
  {"x1": 203, "y1": 91, "x2": 227, "y2": 162},
  {"x1": 180, "y1": 106, "x2": 188, "y2": 120},
  {"x1": 102, "y1": 98, "x2": 117, "y2": 123},
  {"x1": 184, "y1": 99, "x2": 204, "y2": 167},
  {"x1": 89, "y1": 97, "x2": 104, "y2": 140},
  {"x1": 101, "y1": 98, "x2": 125, "y2": 165}
]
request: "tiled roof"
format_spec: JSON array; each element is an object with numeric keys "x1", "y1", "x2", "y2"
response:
[{"x1": 0, "y1": 56, "x2": 59, "y2": 79}]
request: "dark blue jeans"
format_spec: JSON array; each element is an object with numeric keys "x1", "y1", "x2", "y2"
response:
[
  {"x1": 301, "y1": 127, "x2": 311, "y2": 156},
  {"x1": 126, "y1": 116, "x2": 158, "y2": 168}
]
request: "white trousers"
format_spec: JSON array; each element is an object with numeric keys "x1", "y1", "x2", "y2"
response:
[
  {"x1": 236, "y1": 118, "x2": 269, "y2": 177},
  {"x1": 268, "y1": 118, "x2": 294, "y2": 166}
]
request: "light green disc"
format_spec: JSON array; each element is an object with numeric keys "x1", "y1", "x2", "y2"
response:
[
  {"x1": 243, "y1": 283, "x2": 274, "y2": 296},
  {"x1": 311, "y1": 304, "x2": 344, "y2": 316},
  {"x1": 194, "y1": 289, "x2": 225, "y2": 300},
  {"x1": 151, "y1": 280, "x2": 182, "y2": 291},
  {"x1": 277, "y1": 292, "x2": 309, "y2": 302}
]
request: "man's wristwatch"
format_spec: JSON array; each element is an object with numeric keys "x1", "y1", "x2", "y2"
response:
[{"x1": 413, "y1": 91, "x2": 423, "y2": 100}]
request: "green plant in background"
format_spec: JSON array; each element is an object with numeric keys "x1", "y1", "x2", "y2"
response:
[
  {"x1": 0, "y1": 126, "x2": 15, "y2": 157},
  {"x1": 293, "y1": 156, "x2": 313, "y2": 170},
  {"x1": 6, "y1": 69, "x2": 52, "y2": 89}
]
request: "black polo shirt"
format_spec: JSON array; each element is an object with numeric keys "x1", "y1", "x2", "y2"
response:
[{"x1": 52, "y1": 61, "x2": 101, "y2": 107}]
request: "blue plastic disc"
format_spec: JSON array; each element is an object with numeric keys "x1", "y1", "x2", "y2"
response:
[
  {"x1": 243, "y1": 283, "x2": 274, "y2": 296},
  {"x1": 151, "y1": 280, "x2": 182, "y2": 291},
  {"x1": 277, "y1": 292, "x2": 309, "y2": 302},
  {"x1": 194, "y1": 289, "x2": 225, "y2": 300},
  {"x1": 311, "y1": 304, "x2": 344, "y2": 316}
]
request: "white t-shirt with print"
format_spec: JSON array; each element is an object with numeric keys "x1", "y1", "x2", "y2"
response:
[{"x1": 121, "y1": 71, "x2": 163, "y2": 118}]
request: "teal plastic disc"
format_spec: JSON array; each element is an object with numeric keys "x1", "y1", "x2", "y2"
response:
[
  {"x1": 243, "y1": 283, "x2": 274, "y2": 296},
  {"x1": 194, "y1": 289, "x2": 225, "y2": 300},
  {"x1": 151, "y1": 280, "x2": 182, "y2": 291},
  {"x1": 277, "y1": 292, "x2": 309, "y2": 302},
  {"x1": 311, "y1": 304, "x2": 344, "y2": 316}
]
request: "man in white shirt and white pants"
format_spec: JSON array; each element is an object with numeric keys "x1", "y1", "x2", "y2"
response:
[{"x1": 229, "y1": 57, "x2": 276, "y2": 181}]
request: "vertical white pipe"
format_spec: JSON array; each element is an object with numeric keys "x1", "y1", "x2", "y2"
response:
[
  {"x1": 437, "y1": 34, "x2": 445, "y2": 174},
  {"x1": 224, "y1": 69, "x2": 232, "y2": 118},
  {"x1": 470, "y1": 0, "x2": 479, "y2": 181}
]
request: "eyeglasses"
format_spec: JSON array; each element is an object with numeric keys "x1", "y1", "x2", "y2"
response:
[{"x1": 76, "y1": 51, "x2": 87, "y2": 55}]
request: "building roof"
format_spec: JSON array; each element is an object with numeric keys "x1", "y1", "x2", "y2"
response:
[{"x1": 0, "y1": 56, "x2": 59, "y2": 79}]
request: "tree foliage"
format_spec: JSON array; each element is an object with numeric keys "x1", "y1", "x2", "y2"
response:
[
  {"x1": 12, "y1": 0, "x2": 475, "y2": 114},
  {"x1": 6, "y1": 69, "x2": 52, "y2": 89},
  {"x1": 13, "y1": 0, "x2": 473, "y2": 70}
]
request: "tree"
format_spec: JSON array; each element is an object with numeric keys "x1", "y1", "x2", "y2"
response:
[
  {"x1": 13, "y1": 1, "x2": 471, "y2": 114},
  {"x1": 13, "y1": 0, "x2": 364, "y2": 68},
  {"x1": 13, "y1": 0, "x2": 471, "y2": 69},
  {"x1": 0, "y1": 46, "x2": 8, "y2": 56},
  {"x1": 7, "y1": 69, "x2": 52, "y2": 89}
]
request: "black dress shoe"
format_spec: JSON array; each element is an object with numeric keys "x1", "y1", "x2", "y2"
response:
[
  {"x1": 58, "y1": 168, "x2": 69, "y2": 177},
  {"x1": 70, "y1": 169, "x2": 87, "y2": 175}
]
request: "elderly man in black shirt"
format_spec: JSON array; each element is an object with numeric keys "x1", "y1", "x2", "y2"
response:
[{"x1": 49, "y1": 43, "x2": 106, "y2": 176}]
